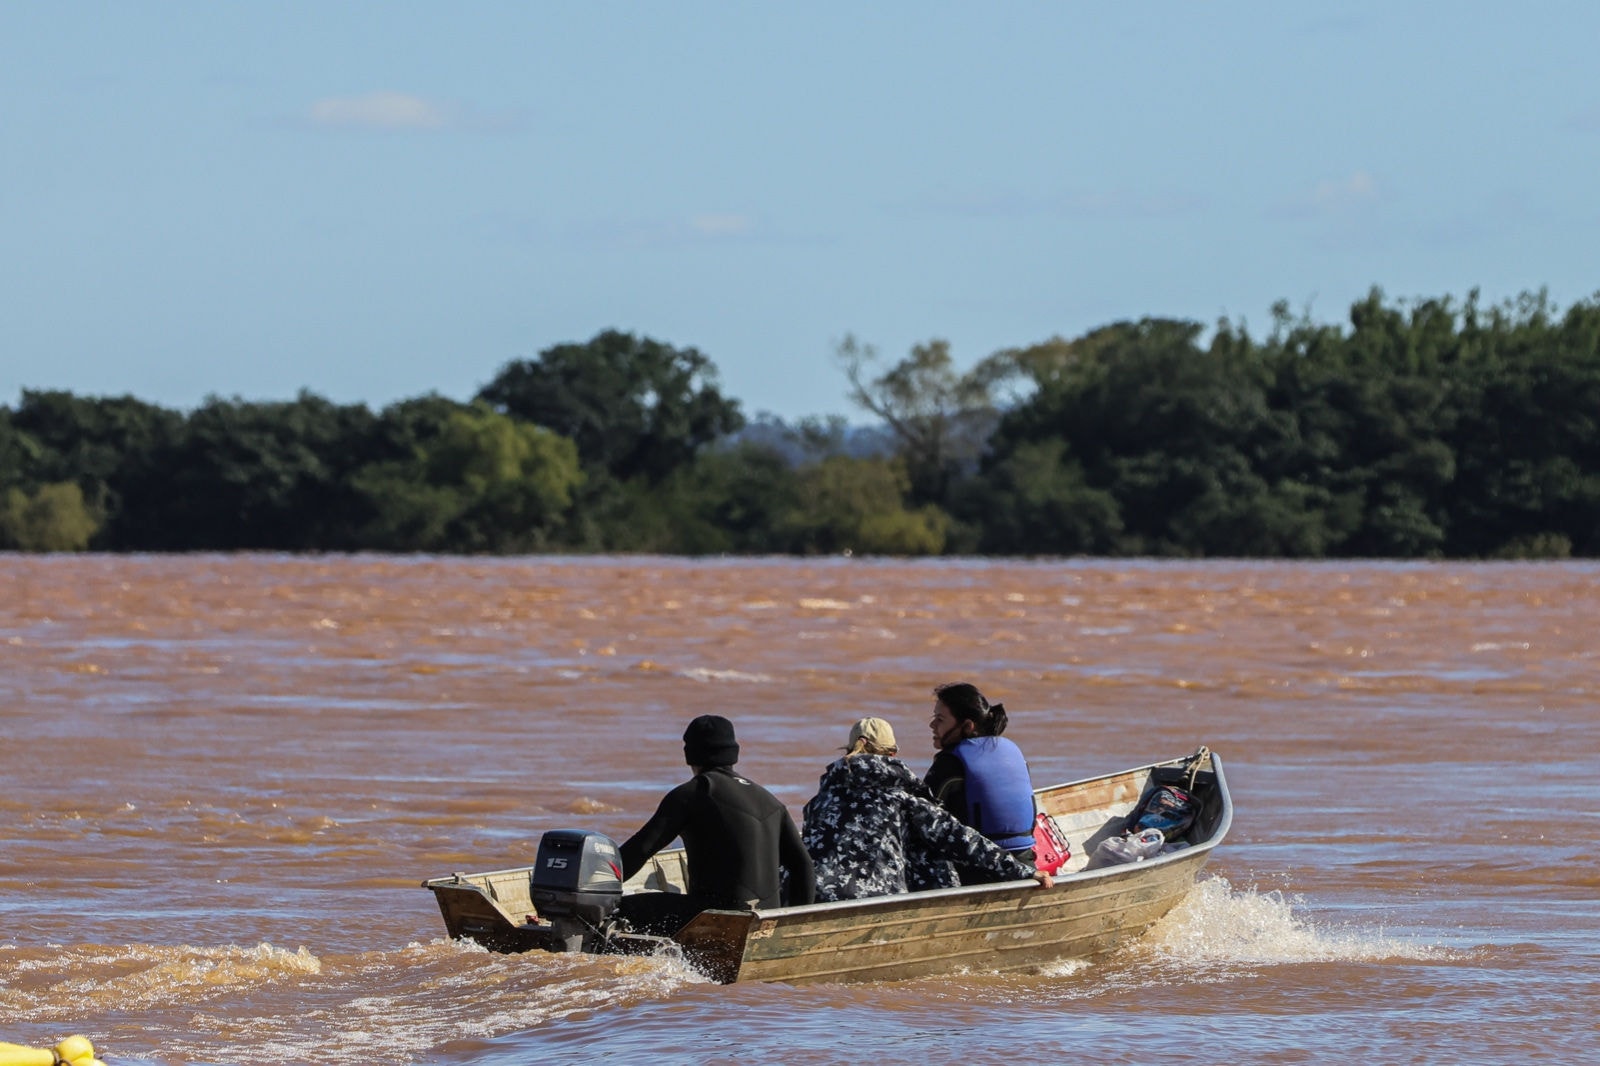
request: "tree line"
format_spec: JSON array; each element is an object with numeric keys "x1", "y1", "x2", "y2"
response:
[{"x1": 3, "y1": 287, "x2": 1598, "y2": 558}]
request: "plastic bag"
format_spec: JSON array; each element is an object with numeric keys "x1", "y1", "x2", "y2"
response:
[{"x1": 1092, "y1": 827, "x2": 1166, "y2": 865}]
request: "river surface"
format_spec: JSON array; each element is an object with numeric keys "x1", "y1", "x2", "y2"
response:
[{"x1": 2, "y1": 555, "x2": 1596, "y2": 1064}]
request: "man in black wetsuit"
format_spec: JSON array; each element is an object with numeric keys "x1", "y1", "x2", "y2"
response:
[{"x1": 618, "y1": 715, "x2": 815, "y2": 934}]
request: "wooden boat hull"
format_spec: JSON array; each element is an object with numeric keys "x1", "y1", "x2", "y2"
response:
[{"x1": 423, "y1": 748, "x2": 1230, "y2": 984}]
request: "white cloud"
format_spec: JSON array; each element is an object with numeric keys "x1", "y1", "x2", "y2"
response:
[
  {"x1": 1272, "y1": 171, "x2": 1381, "y2": 219},
  {"x1": 1309, "y1": 170, "x2": 1378, "y2": 208},
  {"x1": 308, "y1": 91, "x2": 451, "y2": 130}
]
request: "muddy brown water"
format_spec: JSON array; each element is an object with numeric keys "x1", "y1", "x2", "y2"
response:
[{"x1": 3, "y1": 555, "x2": 1596, "y2": 1064}]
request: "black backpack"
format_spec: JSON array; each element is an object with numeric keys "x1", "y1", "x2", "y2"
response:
[{"x1": 1126, "y1": 784, "x2": 1197, "y2": 841}]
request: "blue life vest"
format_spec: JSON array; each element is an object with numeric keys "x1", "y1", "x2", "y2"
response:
[{"x1": 952, "y1": 736, "x2": 1036, "y2": 850}]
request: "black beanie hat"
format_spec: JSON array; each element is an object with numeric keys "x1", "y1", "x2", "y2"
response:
[{"x1": 683, "y1": 714, "x2": 739, "y2": 768}]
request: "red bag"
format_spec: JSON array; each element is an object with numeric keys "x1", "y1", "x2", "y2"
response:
[{"x1": 1032, "y1": 811, "x2": 1071, "y2": 874}]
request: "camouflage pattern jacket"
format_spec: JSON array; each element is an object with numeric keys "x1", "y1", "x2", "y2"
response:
[{"x1": 801, "y1": 754, "x2": 1036, "y2": 903}]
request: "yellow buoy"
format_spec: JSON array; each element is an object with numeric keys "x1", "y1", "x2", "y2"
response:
[{"x1": 0, "y1": 1035, "x2": 107, "y2": 1066}]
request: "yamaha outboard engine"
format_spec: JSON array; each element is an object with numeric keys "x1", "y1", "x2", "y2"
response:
[{"x1": 529, "y1": 829, "x2": 624, "y2": 952}]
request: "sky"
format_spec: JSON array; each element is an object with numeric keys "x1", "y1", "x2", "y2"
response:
[{"x1": 4, "y1": 4, "x2": 1599, "y2": 423}]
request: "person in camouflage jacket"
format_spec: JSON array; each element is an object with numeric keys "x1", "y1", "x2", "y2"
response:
[{"x1": 801, "y1": 718, "x2": 1051, "y2": 903}]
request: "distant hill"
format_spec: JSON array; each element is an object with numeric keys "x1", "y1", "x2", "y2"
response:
[{"x1": 723, "y1": 415, "x2": 897, "y2": 466}]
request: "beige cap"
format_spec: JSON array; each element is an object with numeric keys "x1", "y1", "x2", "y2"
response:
[{"x1": 846, "y1": 716, "x2": 898, "y2": 755}]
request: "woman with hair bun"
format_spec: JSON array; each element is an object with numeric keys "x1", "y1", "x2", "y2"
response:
[
  {"x1": 802, "y1": 716, "x2": 1050, "y2": 902},
  {"x1": 925, "y1": 681, "x2": 1040, "y2": 884}
]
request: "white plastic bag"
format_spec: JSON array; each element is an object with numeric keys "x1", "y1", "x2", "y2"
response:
[{"x1": 1092, "y1": 827, "x2": 1166, "y2": 865}]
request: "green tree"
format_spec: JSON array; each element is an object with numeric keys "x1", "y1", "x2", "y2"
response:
[
  {"x1": 7, "y1": 391, "x2": 184, "y2": 547},
  {"x1": 126, "y1": 392, "x2": 378, "y2": 551},
  {"x1": 541, "y1": 440, "x2": 801, "y2": 555},
  {"x1": 991, "y1": 318, "x2": 1305, "y2": 555},
  {"x1": 1260, "y1": 291, "x2": 1475, "y2": 557},
  {"x1": 776, "y1": 456, "x2": 948, "y2": 555},
  {"x1": 835, "y1": 335, "x2": 999, "y2": 505},
  {"x1": 956, "y1": 439, "x2": 1122, "y2": 555},
  {"x1": 661, "y1": 442, "x2": 802, "y2": 554},
  {"x1": 9, "y1": 390, "x2": 183, "y2": 486},
  {"x1": 0, "y1": 481, "x2": 99, "y2": 551},
  {"x1": 1442, "y1": 292, "x2": 1600, "y2": 556},
  {"x1": 478, "y1": 331, "x2": 744, "y2": 485},
  {"x1": 0, "y1": 407, "x2": 43, "y2": 493},
  {"x1": 353, "y1": 403, "x2": 583, "y2": 552}
]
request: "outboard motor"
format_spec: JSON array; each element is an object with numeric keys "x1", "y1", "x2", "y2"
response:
[{"x1": 529, "y1": 829, "x2": 624, "y2": 952}]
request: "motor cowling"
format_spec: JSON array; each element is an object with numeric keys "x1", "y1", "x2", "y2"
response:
[{"x1": 529, "y1": 829, "x2": 624, "y2": 949}]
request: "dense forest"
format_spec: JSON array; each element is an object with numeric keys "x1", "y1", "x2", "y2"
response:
[{"x1": 4, "y1": 287, "x2": 1598, "y2": 558}]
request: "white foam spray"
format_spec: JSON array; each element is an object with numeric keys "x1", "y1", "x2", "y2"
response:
[{"x1": 1140, "y1": 876, "x2": 1457, "y2": 965}]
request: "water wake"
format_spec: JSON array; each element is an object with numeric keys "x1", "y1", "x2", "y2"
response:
[
  {"x1": 0, "y1": 938, "x2": 705, "y2": 1066},
  {"x1": 1, "y1": 942, "x2": 322, "y2": 1017},
  {"x1": 1141, "y1": 876, "x2": 1456, "y2": 965}
]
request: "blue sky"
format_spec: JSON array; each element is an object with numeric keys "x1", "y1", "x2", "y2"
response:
[{"x1": 4, "y1": 4, "x2": 1598, "y2": 422}]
